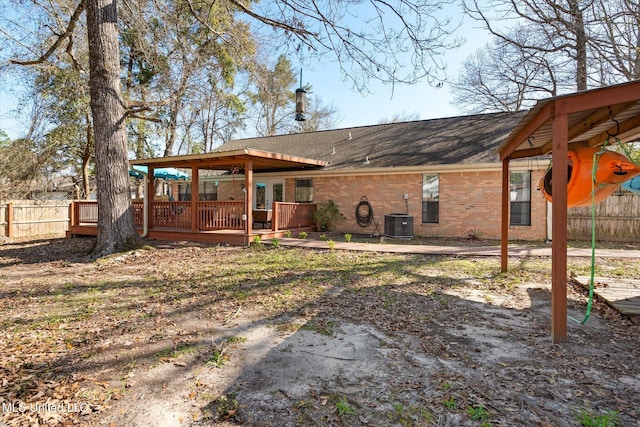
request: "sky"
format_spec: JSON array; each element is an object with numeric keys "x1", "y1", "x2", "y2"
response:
[
  {"x1": 0, "y1": 4, "x2": 490, "y2": 141},
  {"x1": 301, "y1": 37, "x2": 482, "y2": 130}
]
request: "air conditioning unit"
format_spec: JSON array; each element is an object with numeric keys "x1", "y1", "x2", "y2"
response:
[{"x1": 384, "y1": 214, "x2": 413, "y2": 239}]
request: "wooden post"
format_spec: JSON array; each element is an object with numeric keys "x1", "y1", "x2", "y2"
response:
[
  {"x1": 191, "y1": 166, "x2": 199, "y2": 232},
  {"x1": 147, "y1": 166, "x2": 155, "y2": 230},
  {"x1": 69, "y1": 201, "x2": 77, "y2": 232},
  {"x1": 7, "y1": 202, "x2": 13, "y2": 238},
  {"x1": 245, "y1": 160, "x2": 253, "y2": 240},
  {"x1": 272, "y1": 202, "x2": 279, "y2": 231},
  {"x1": 551, "y1": 110, "x2": 569, "y2": 344},
  {"x1": 501, "y1": 158, "x2": 510, "y2": 272}
]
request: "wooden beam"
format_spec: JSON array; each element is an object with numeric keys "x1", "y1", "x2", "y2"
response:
[
  {"x1": 500, "y1": 102, "x2": 554, "y2": 160},
  {"x1": 536, "y1": 103, "x2": 640, "y2": 155},
  {"x1": 581, "y1": 114, "x2": 640, "y2": 148},
  {"x1": 559, "y1": 82, "x2": 640, "y2": 115},
  {"x1": 501, "y1": 158, "x2": 510, "y2": 272},
  {"x1": 551, "y1": 112, "x2": 569, "y2": 344},
  {"x1": 509, "y1": 146, "x2": 546, "y2": 159},
  {"x1": 567, "y1": 103, "x2": 636, "y2": 141}
]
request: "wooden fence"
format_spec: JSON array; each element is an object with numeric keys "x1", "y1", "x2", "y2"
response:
[
  {"x1": 1, "y1": 200, "x2": 71, "y2": 238},
  {"x1": 568, "y1": 194, "x2": 640, "y2": 241},
  {"x1": 2, "y1": 194, "x2": 639, "y2": 241}
]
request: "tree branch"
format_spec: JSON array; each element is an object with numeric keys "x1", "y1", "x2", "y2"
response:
[{"x1": 10, "y1": 0, "x2": 86, "y2": 66}]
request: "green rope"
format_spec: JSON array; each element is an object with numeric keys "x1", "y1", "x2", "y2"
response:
[
  {"x1": 568, "y1": 137, "x2": 639, "y2": 324},
  {"x1": 568, "y1": 143, "x2": 609, "y2": 324}
]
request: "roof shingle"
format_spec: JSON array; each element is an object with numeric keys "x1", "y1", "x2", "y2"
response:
[{"x1": 216, "y1": 111, "x2": 527, "y2": 170}]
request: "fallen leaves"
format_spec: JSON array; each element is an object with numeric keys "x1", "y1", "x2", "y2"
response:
[{"x1": 1, "y1": 238, "x2": 639, "y2": 426}]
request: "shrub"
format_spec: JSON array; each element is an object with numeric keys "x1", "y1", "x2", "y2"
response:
[
  {"x1": 344, "y1": 233, "x2": 352, "y2": 242},
  {"x1": 465, "y1": 228, "x2": 485, "y2": 241},
  {"x1": 313, "y1": 199, "x2": 345, "y2": 232},
  {"x1": 251, "y1": 236, "x2": 263, "y2": 249}
]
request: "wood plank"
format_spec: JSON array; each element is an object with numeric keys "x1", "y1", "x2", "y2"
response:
[
  {"x1": 551, "y1": 113, "x2": 569, "y2": 343},
  {"x1": 575, "y1": 276, "x2": 640, "y2": 323}
]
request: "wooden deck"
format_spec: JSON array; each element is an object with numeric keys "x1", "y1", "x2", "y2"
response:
[
  {"x1": 575, "y1": 276, "x2": 640, "y2": 324},
  {"x1": 67, "y1": 200, "x2": 317, "y2": 246},
  {"x1": 68, "y1": 224, "x2": 314, "y2": 246}
]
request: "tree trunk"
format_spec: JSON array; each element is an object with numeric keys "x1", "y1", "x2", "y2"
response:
[
  {"x1": 163, "y1": 100, "x2": 181, "y2": 157},
  {"x1": 86, "y1": 0, "x2": 141, "y2": 256},
  {"x1": 82, "y1": 114, "x2": 93, "y2": 199},
  {"x1": 569, "y1": 0, "x2": 588, "y2": 91}
]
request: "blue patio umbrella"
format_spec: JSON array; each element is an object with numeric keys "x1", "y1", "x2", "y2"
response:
[
  {"x1": 621, "y1": 176, "x2": 640, "y2": 194},
  {"x1": 129, "y1": 165, "x2": 190, "y2": 181}
]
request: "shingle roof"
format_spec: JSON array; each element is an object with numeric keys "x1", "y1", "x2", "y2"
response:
[{"x1": 216, "y1": 111, "x2": 527, "y2": 170}]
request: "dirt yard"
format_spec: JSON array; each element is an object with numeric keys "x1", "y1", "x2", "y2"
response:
[{"x1": 0, "y1": 236, "x2": 639, "y2": 427}]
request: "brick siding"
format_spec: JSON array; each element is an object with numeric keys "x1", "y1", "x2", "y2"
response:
[{"x1": 300, "y1": 170, "x2": 548, "y2": 241}]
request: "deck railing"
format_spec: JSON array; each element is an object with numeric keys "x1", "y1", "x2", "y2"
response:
[
  {"x1": 72, "y1": 200, "x2": 316, "y2": 234},
  {"x1": 273, "y1": 202, "x2": 316, "y2": 230},
  {"x1": 133, "y1": 201, "x2": 143, "y2": 227},
  {"x1": 198, "y1": 201, "x2": 245, "y2": 230},
  {"x1": 151, "y1": 201, "x2": 192, "y2": 229},
  {"x1": 74, "y1": 201, "x2": 98, "y2": 224}
]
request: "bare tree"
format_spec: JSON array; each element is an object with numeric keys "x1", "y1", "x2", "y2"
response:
[
  {"x1": 118, "y1": 0, "x2": 257, "y2": 157},
  {"x1": 377, "y1": 111, "x2": 421, "y2": 124},
  {"x1": 249, "y1": 54, "x2": 297, "y2": 136},
  {"x1": 4, "y1": 0, "x2": 460, "y2": 255},
  {"x1": 462, "y1": 0, "x2": 591, "y2": 90},
  {"x1": 456, "y1": 0, "x2": 640, "y2": 113},
  {"x1": 589, "y1": 0, "x2": 640, "y2": 82},
  {"x1": 451, "y1": 32, "x2": 559, "y2": 113},
  {"x1": 248, "y1": 53, "x2": 339, "y2": 136}
]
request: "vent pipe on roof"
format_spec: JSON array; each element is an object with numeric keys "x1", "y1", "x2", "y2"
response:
[
  {"x1": 364, "y1": 156, "x2": 370, "y2": 165},
  {"x1": 331, "y1": 147, "x2": 336, "y2": 155},
  {"x1": 348, "y1": 132, "x2": 352, "y2": 140}
]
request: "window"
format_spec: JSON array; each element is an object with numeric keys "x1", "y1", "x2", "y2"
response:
[
  {"x1": 255, "y1": 183, "x2": 266, "y2": 208},
  {"x1": 295, "y1": 178, "x2": 313, "y2": 202},
  {"x1": 422, "y1": 174, "x2": 439, "y2": 223},
  {"x1": 199, "y1": 181, "x2": 218, "y2": 201},
  {"x1": 510, "y1": 171, "x2": 531, "y2": 226}
]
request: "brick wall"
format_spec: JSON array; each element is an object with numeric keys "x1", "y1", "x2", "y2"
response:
[
  {"x1": 301, "y1": 169, "x2": 548, "y2": 241},
  {"x1": 170, "y1": 168, "x2": 548, "y2": 241}
]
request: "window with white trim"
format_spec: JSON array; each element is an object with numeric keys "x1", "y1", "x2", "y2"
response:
[
  {"x1": 422, "y1": 174, "x2": 439, "y2": 223},
  {"x1": 510, "y1": 171, "x2": 531, "y2": 226},
  {"x1": 295, "y1": 178, "x2": 313, "y2": 202}
]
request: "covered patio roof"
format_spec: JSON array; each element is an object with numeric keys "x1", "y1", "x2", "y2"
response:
[
  {"x1": 499, "y1": 80, "x2": 640, "y2": 160},
  {"x1": 497, "y1": 79, "x2": 640, "y2": 343},
  {"x1": 129, "y1": 148, "x2": 328, "y2": 173},
  {"x1": 129, "y1": 148, "x2": 327, "y2": 241}
]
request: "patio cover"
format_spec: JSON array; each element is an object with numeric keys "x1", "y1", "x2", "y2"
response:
[
  {"x1": 497, "y1": 80, "x2": 640, "y2": 343},
  {"x1": 129, "y1": 148, "x2": 327, "y2": 173},
  {"x1": 129, "y1": 148, "x2": 327, "y2": 238}
]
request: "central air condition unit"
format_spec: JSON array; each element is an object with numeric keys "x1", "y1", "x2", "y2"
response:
[{"x1": 384, "y1": 214, "x2": 413, "y2": 239}]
